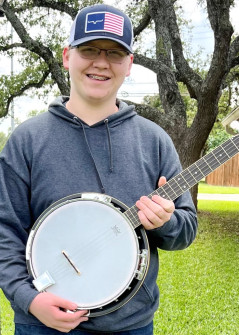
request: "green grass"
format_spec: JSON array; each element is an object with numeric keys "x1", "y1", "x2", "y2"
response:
[
  {"x1": 0, "y1": 200, "x2": 238, "y2": 335},
  {"x1": 0, "y1": 290, "x2": 14, "y2": 335},
  {"x1": 198, "y1": 181, "x2": 239, "y2": 194},
  {"x1": 155, "y1": 200, "x2": 239, "y2": 335}
]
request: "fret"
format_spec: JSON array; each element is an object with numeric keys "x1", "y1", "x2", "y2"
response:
[
  {"x1": 219, "y1": 146, "x2": 230, "y2": 159},
  {"x1": 163, "y1": 170, "x2": 198, "y2": 201},
  {"x1": 203, "y1": 151, "x2": 221, "y2": 172},
  {"x1": 176, "y1": 169, "x2": 196, "y2": 189},
  {"x1": 194, "y1": 156, "x2": 212, "y2": 176},
  {"x1": 187, "y1": 164, "x2": 205, "y2": 183},
  {"x1": 163, "y1": 183, "x2": 178, "y2": 198},
  {"x1": 156, "y1": 184, "x2": 175, "y2": 200},
  {"x1": 183, "y1": 168, "x2": 198, "y2": 183},
  {"x1": 210, "y1": 151, "x2": 222, "y2": 165},
  {"x1": 155, "y1": 187, "x2": 172, "y2": 200},
  {"x1": 125, "y1": 206, "x2": 137, "y2": 220},
  {"x1": 232, "y1": 136, "x2": 239, "y2": 149},
  {"x1": 167, "y1": 177, "x2": 185, "y2": 196},
  {"x1": 212, "y1": 145, "x2": 230, "y2": 165},
  {"x1": 221, "y1": 137, "x2": 239, "y2": 157},
  {"x1": 125, "y1": 205, "x2": 141, "y2": 228}
]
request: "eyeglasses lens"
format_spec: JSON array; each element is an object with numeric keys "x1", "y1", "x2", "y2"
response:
[{"x1": 76, "y1": 46, "x2": 128, "y2": 63}]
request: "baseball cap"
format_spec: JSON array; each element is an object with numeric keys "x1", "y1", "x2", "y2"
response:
[{"x1": 68, "y1": 4, "x2": 134, "y2": 53}]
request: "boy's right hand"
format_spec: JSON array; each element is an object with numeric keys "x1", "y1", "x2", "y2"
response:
[{"x1": 29, "y1": 292, "x2": 88, "y2": 333}]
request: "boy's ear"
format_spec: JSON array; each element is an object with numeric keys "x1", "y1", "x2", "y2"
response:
[
  {"x1": 126, "y1": 54, "x2": 134, "y2": 77},
  {"x1": 62, "y1": 46, "x2": 70, "y2": 70}
]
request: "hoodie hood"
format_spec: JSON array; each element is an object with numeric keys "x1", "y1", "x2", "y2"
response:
[
  {"x1": 48, "y1": 96, "x2": 137, "y2": 193},
  {"x1": 48, "y1": 96, "x2": 137, "y2": 128}
]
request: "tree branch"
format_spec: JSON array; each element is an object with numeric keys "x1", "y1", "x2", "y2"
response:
[
  {"x1": 15, "y1": 0, "x2": 78, "y2": 19},
  {"x1": 3, "y1": 1, "x2": 70, "y2": 96},
  {"x1": 123, "y1": 99, "x2": 173, "y2": 127},
  {"x1": 2, "y1": 69, "x2": 50, "y2": 117},
  {"x1": 133, "y1": 11, "x2": 151, "y2": 38},
  {"x1": 162, "y1": 0, "x2": 203, "y2": 98},
  {"x1": 229, "y1": 35, "x2": 239, "y2": 68},
  {"x1": 1, "y1": 42, "x2": 24, "y2": 51},
  {"x1": 204, "y1": 0, "x2": 234, "y2": 97},
  {"x1": 133, "y1": 53, "x2": 160, "y2": 73}
]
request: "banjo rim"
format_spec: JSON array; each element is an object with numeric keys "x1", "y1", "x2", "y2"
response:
[{"x1": 26, "y1": 193, "x2": 150, "y2": 317}]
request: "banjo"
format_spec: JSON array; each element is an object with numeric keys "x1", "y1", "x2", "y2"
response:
[{"x1": 26, "y1": 135, "x2": 239, "y2": 317}]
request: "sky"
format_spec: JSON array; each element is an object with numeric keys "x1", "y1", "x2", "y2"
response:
[{"x1": 0, "y1": 0, "x2": 239, "y2": 134}]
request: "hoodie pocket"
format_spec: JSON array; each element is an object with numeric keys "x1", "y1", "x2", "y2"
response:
[
  {"x1": 122, "y1": 281, "x2": 158, "y2": 319},
  {"x1": 142, "y1": 282, "x2": 156, "y2": 303}
]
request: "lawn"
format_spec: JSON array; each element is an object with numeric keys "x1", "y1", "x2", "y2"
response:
[
  {"x1": 198, "y1": 181, "x2": 239, "y2": 194},
  {"x1": 155, "y1": 200, "x2": 239, "y2": 335},
  {"x1": 0, "y1": 199, "x2": 238, "y2": 335},
  {"x1": 0, "y1": 290, "x2": 14, "y2": 335}
]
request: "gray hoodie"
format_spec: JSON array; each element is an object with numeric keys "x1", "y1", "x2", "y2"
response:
[{"x1": 0, "y1": 97, "x2": 197, "y2": 332}]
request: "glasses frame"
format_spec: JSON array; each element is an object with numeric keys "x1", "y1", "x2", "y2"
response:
[{"x1": 69, "y1": 44, "x2": 131, "y2": 64}]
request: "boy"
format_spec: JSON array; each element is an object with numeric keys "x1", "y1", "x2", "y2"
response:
[{"x1": 0, "y1": 4, "x2": 197, "y2": 334}]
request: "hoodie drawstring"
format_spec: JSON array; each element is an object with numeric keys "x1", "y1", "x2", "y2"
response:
[
  {"x1": 104, "y1": 119, "x2": 113, "y2": 172},
  {"x1": 73, "y1": 116, "x2": 114, "y2": 194}
]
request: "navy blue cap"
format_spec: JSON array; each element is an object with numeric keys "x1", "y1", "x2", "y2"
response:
[{"x1": 69, "y1": 4, "x2": 134, "y2": 53}]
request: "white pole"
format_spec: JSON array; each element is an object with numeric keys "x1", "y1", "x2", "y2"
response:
[{"x1": 10, "y1": 24, "x2": 14, "y2": 132}]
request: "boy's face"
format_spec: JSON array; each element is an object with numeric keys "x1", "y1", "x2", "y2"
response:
[{"x1": 63, "y1": 39, "x2": 134, "y2": 105}]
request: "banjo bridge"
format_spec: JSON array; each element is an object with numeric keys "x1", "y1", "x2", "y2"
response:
[
  {"x1": 135, "y1": 249, "x2": 148, "y2": 280},
  {"x1": 62, "y1": 250, "x2": 81, "y2": 275}
]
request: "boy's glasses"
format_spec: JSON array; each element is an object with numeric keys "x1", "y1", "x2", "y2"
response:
[{"x1": 70, "y1": 45, "x2": 130, "y2": 64}]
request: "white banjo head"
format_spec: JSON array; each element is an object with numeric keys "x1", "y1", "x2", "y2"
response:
[{"x1": 26, "y1": 193, "x2": 149, "y2": 316}]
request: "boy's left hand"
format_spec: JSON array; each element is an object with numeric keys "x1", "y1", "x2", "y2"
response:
[{"x1": 136, "y1": 176, "x2": 175, "y2": 230}]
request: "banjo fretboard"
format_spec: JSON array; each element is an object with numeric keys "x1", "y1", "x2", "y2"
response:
[{"x1": 125, "y1": 135, "x2": 239, "y2": 229}]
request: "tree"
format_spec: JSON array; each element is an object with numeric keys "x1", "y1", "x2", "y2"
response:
[
  {"x1": 0, "y1": 0, "x2": 239, "y2": 205},
  {"x1": 143, "y1": 84, "x2": 235, "y2": 154}
]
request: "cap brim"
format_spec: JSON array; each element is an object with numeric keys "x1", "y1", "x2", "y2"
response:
[{"x1": 70, "y1": 36, "x2": 133, "y2": 53}]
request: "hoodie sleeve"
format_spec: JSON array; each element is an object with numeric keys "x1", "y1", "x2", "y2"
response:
[
  {"x1": 146, "y1": 192, "x2": 197, "y2": 250},
  {"x1": 0, "y1": 134, "x2": 39, "y2": 314},
  {"x1": 146, "y1": 132, "x2": 198, "y2": 251}
]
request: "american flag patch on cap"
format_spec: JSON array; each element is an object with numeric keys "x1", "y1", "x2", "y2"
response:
[{"x1": 86, "y1": 12, "x2": 124, "y2": 36}]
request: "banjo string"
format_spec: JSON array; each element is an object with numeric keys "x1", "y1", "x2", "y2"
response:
[{"x1": 33, "y1": 215, "x2": 137, "y2": 281}]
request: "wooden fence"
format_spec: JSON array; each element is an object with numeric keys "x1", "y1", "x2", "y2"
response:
[{"x1": 206, "y1": 153, "x2": 239, "y2": 187}]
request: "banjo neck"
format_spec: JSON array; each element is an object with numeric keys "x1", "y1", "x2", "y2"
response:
[{"x1": 125, "y1": 134, "x2": 239, "y2": 229}]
